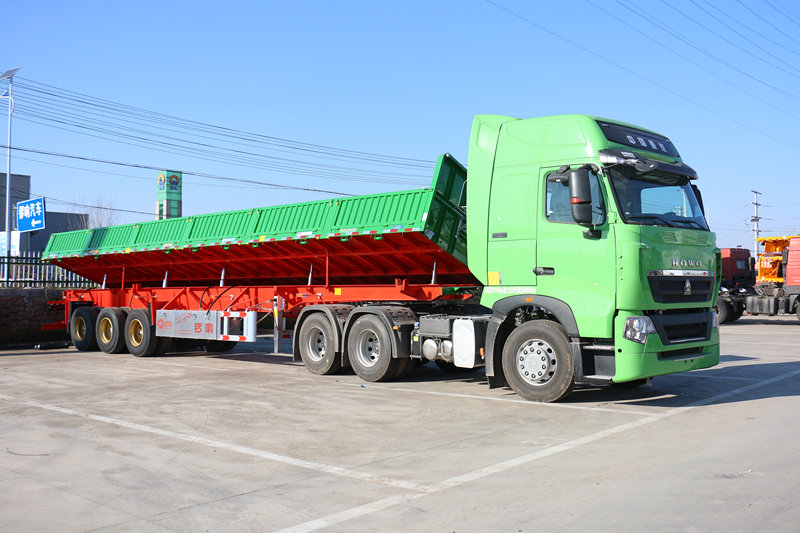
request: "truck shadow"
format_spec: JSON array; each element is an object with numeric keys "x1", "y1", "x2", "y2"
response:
[
  {"x1": 564, "y1": 359, "x2": 800, "y2": 407},
  {"x1": 722, "y1": 317, "x2": 799, "y2": 326}
]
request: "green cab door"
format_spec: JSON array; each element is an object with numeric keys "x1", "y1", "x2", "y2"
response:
[{"x1": 534, "y1": 166, "x2": 617, "y2": 338}]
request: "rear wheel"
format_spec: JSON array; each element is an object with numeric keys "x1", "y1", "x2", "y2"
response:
[
  {"x1": 96, "y1": 307, "x2": 128, "y2": 354},
  {"x1": 70, "y1": 306, "x2": 99, "y2": 351},
  {"x1": 391, "y1": 356, "x2": 415, "y2": 379},
  {"x1": 124, "y1": 309, "x2": 160, "y2": 357},
  {"x1": 715, "y1": 297, "x2": 731, "y2": 324},
  {"x1": 502, "y1": 321, "x2": 575, "y2": 402},
  {"x1": 298, "y1": 314, "x2": 341, "y2": 375},
  {"x1": 347, "y1": 314, "x2": 398, "y2": 382}
]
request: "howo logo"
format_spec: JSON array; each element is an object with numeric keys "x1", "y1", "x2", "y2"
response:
[{"x1": 672, "y1": 259, "x2": 702, "y2": 267}]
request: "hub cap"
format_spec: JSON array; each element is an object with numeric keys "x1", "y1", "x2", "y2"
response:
[
  {"x1": 128, "y1": 319, "x2": 144, "y2": 348},
  {"x1": 515, "y1": 338, "x2": 557, "y2": 386},
  {"x1": 74, "y1": 317, "x2": 86, "y2": 341},
  {"x1": 99, "y1": 317, "x2": 114, "y2": 344},
  {"x1": 353, "y1": 329, "x2": 381, "y2": 368},
  {"x1": 304, "y1": 326, "x2": 327, "y2": 362}
]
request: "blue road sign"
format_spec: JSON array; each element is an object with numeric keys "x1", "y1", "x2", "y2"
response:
[{"x1": 17, "y1": 197, "x2": 46, "y2": 233}]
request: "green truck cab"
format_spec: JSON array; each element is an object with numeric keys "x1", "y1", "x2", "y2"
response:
[{"x1": 468, "y1": 114, "x2": 719, "y2": 401}]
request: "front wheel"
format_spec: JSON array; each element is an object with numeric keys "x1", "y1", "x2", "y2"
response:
[{"x1": 502, "y1": 321, "x2": 574, "y2": 402}]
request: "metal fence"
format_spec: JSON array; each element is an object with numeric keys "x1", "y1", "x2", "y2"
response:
[{"x1": 0, "y1": 251, "x2": 97, "y2": 288}]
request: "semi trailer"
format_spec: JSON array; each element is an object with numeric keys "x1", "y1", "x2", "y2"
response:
[
  {"x1": 716, "y1": 236, "x2": 800, "y2": 323},
  {"x1": 44, "y1": 114, "x2": 720, "y2": 402}
]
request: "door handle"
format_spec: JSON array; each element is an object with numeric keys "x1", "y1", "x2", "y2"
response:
[{"x1": 534, "y1": 267, "x2": 555, "y2": 276}]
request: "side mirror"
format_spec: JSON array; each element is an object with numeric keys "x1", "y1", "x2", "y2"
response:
[{"x1": 568, "y1": 168, "x2": 592, "y2": 226}]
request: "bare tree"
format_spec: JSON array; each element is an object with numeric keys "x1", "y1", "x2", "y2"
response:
[{"x1": 70, "y1": 195, "x2": 119, "y2": 229}]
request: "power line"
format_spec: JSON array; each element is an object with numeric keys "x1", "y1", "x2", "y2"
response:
[
  {"x1": 4, "y1": 144, "x2": 354, "y2": 196},
  {"x1": 699, "y1": 0, "x2": 800, "y2": 58},
  {"x1": 677, "y1": 0, "x2": 800, "y2": 77},
  {"x1": 736, "y1": 0, "x2": 800, "y2": 48},
  {"x1": 763, "y1": 0, "x2": 800, "y2": 29},
  {"x1": 484, "y1": 0, "x2": 800, "y2": 152},
  {"x1": 584, "y1": 0, "x2": 800, "y2": 123},
  {"x1": 615, "y1": 0, "x2": 800, "y2": 100},
  {"x1": 15, "y1": 78, "x2": 436, "y2": 170}
]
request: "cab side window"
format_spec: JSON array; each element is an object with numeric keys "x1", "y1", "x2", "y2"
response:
[{"x1": 545, "y1": 171, "x2": 606, "y2": 225}]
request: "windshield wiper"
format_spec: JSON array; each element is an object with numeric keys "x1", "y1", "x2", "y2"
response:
[
  {"x1": 671, "y1": 218, "x2": 707, "y2": 230},
  {"x1": 626, "y1": 214, "x2": 673, "y2": 227}
]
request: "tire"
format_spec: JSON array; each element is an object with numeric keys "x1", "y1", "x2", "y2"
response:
[
  {"x1": 347, "y1": 314, "x2": 399, "y2": 382},
  {"x1": 298, "y1": 313, "x2": 341, "y2": 375},
  {"x1": 715, "y1": 297, "x2": 731, "y2": 324},
  {"x1": 124, "y1": 309, "x2": 160, "y2": 357},
  {"x1": 203, "y1": 340, "x2": 238, "y2": 352},
  {"x1": 391, "y1": 356, "x2": 416, "y2": 379},
  {"x1": 731, "y1": 301, "x2": 744, "y2": 322},
  {"x1": 796, "y1": 302, "x2": 800, "y2": 323},
  {"x1": 501, "y1": 320, "x2": 575, "y2": 402},
  {"x1": 70, "y1": 306, "x2": 99, "y2": 352},
  {"x1": 151, "y1": 336, "x2": 173, "y2": 357},
  {"x1": 96, "y1": 307, "x2": 128, "y2": 354}
]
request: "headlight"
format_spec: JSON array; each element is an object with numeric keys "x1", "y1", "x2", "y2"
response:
[
  {"x1": 623, "y1": 316, "x2": 656, "y2": 344},
  {"x1": 711, "y1": 310, "x2": 718, "y2": 329}
]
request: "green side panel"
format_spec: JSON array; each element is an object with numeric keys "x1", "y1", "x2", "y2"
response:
[
  {"x1": 467, "y1": 115, "x2": 518, "y2": 284},
  {"x1": 43, "y1": 155, "x2": 470, "y2": 269},
  {"x1": 189, "y1": 209, "x2": 254, "y2": 244},
  {"x1": 86, "y1": 224, "x2": 137, "y2": 251},
  {"x1": 42, "y1": 229, "x2": 92, "y2": 257},
  {"x1": 136, "y1": 217, "x2": 187, "y2": 247}
]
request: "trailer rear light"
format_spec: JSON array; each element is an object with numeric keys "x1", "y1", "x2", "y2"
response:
[{"x1": 623, "y1": 316, "x2": 656, "y2": 344}]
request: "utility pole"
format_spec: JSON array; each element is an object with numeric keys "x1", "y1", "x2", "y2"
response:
[{"x1": 750, "y1": 189, "x2": 761, "y2": 263}]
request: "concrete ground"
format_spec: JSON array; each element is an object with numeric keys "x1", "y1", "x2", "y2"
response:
[{"x1": 1, "y1": 315, "x2": 798, "y2": 532}]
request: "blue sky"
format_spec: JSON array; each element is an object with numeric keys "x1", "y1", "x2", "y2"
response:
[{"x1": 4, "y1": 0, "x2": 800, "y2": 249}]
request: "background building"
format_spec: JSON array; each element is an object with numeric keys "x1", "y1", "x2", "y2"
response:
[{"x1": 1, "y1": 173, "x2": 88, "y2": 254}]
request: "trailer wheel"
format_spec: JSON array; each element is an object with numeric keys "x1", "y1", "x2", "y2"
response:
[
  {"x1": 124, "y1": 309, "x2": 160, "y2": 357},
  {"x1": 298, "y1": 314, "x2": 341, "y2": 375},
  {"x1": 502, "y1": 321, "x2": 574, "y2": 402},
  {"x1": 96, "y1": 307, "x2": 128, "y2": 354},
  {"x1": 715, "y1": 297, "x2": 731, "y2": 324},
  {"x1": 70, "y1": 306, "x2": 99, "y2": 352},
  {"x1": 347, "y1": 314, "x2": 398, "y2": 382}
]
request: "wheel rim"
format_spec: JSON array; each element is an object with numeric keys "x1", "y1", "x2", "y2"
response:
[
  {"x1": 99, "y1": 317, "x2": 114, "y2": 344},
  {"x1": 353, "y1": 328, "x2": 381, "y2": 368},
  {"x1": 515, "y1": 338, "x2": 557, "y2": 386},
  {"x1": 74, "y1": 316, "x2": 86, "y2": 341},
  {"x1": 303, "y1": 326, "x2": 327, "y2": 362},
  {"x1": 128, "y1": 319, "x2": 144, "y2": 348}
]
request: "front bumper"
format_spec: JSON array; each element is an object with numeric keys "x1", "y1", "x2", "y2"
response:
[{"x1": 612, "y1": 310, "x2": 720, "y2": 383}]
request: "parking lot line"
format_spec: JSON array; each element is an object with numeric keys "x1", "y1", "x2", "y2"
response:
[
  {"x1": 0, "y1": 392, "x2": 430, "y2": 494},
  {"x1": 364, "y1": 386, "x2": 655, "y2": 415},
  {"x1": 275, "y1": 367, "x2": 800, "y2": 533}
]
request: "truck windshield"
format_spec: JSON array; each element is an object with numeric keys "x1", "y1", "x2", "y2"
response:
[{"x1": 606, "y1": 166, "x2": 709, "y2": 231}]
